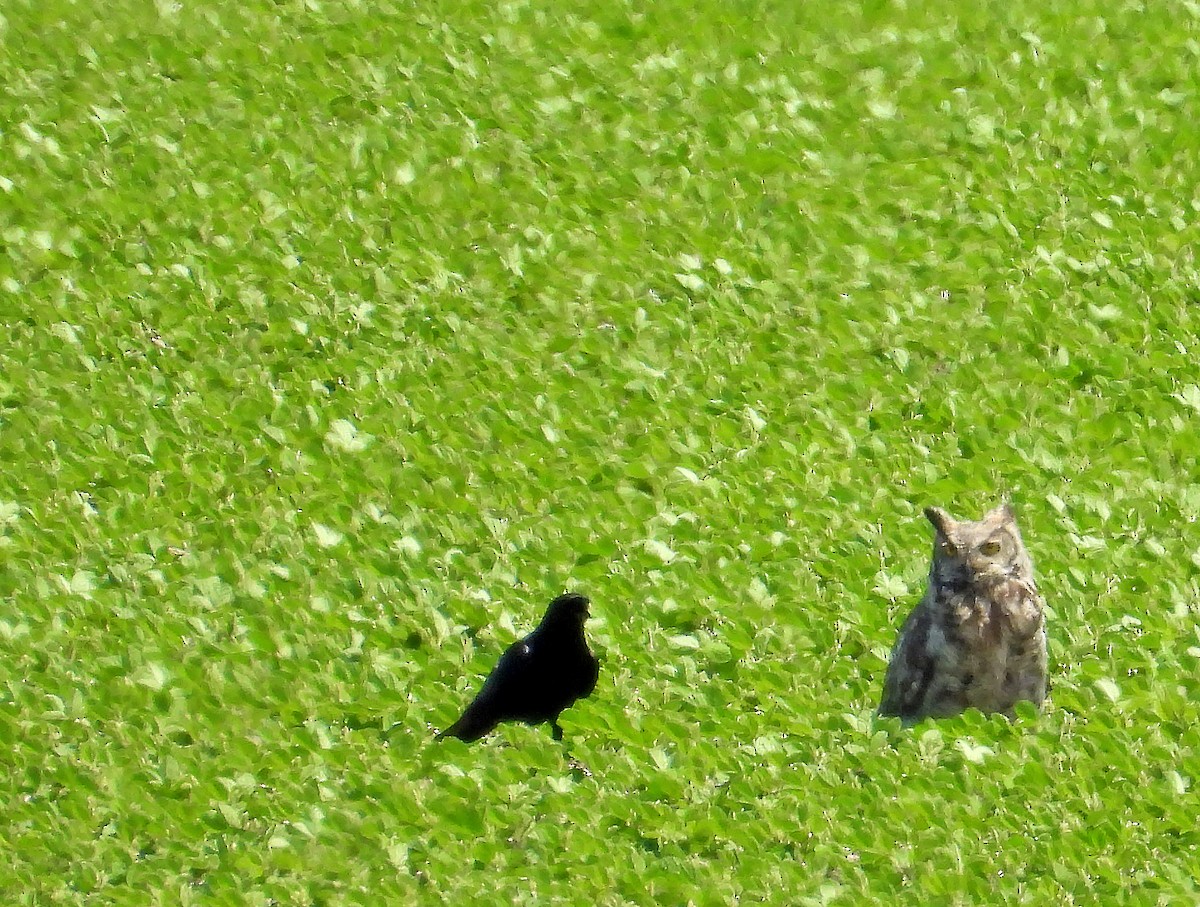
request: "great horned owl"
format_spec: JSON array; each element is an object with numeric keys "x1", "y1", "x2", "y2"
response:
[{"x1": 879, "y1": 503, "x2": 1048, "y2": 723}]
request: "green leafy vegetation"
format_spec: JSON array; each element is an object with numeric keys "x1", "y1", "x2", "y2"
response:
[{"x1": 2, "y1": 0, "x2": 1199, "y2": 902}]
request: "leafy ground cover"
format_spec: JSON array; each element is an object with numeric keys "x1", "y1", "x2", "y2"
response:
[{"x1": 2, "y1": 0, "x2": 1199, "y2": 902}]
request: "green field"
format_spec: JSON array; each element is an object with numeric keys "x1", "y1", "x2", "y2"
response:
[{"x1": 3, "y1": 0, "x2": 1200, "y2": 902}]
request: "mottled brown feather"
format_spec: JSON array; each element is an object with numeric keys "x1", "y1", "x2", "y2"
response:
[{"x1": 880, "y1": 505, "x2": 1048, "y2": 723}]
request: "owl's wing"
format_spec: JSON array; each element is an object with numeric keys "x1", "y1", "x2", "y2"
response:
[
  {"x1": 878, "y1": 605, "x2": 936, "y2": 721},
  {"x1": 1003, "y1": 578, "x2": 1045, "y2": 639}
]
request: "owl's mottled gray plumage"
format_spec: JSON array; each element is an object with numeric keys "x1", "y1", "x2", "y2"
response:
[{"x1": 879, "y1": 504, "x2": 1048, "y2": 723}]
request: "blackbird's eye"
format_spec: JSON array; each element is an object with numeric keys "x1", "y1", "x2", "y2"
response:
[{"x1": 980, "y1": 540, "x2": 1002, "y2": 556}]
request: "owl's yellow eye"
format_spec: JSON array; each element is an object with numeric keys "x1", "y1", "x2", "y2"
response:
[
  {"x1": 979, "y1": 540, "x2": 1002, "y2": 556},
  {"x1": 940, "y1": 540, "x2": 960, "y2": 557}
]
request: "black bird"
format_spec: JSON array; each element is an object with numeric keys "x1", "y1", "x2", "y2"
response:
[{"x1": 438, "y1": 592, "x2": 599, "y2": 743}]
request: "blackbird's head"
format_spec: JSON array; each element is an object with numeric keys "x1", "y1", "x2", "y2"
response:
[{"x1": 543, "y1": 592, "x2": 590, "y2": 627}]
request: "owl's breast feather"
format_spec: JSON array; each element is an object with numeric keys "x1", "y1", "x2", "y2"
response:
[{"x1": 995, "y1": 578, "x2": 1043, "y2": 637}]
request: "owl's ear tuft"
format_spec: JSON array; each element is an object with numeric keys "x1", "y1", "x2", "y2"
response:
[
  {"x1": 987, "y1": 502, "x2": 1017, "y2": 523},
  {"x1": 924, "y1": 506, "x2": 955, "y2": 536}
]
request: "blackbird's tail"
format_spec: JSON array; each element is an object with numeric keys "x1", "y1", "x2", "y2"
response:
[{"x1": 436, "y1": 704, "x2": 497, "y2": 743}]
